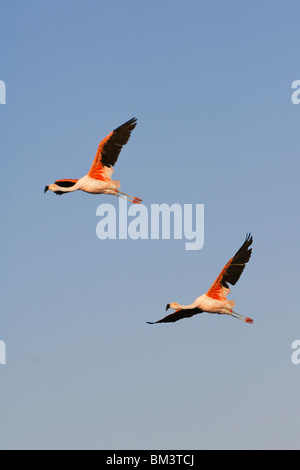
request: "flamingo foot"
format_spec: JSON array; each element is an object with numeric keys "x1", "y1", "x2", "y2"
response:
[{"x1": 132, "y1": 197, "x2": 142, "y2": 204}]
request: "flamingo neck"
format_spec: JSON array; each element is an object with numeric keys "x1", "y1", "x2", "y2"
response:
[{"x1": 176, "y1": 302, "x2": 198, "y2": 310}]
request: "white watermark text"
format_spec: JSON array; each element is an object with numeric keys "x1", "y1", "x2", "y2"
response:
[
  {"x1": 96, "y1": 199, "x2": 204, "y2": 251},
  {"x1": 0, "y1": 80, "x2": 6, "y2": 104}
]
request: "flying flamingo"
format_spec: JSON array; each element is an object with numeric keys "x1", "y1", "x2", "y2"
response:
[
  {"x1": 147, "y1": 234, "x2": 254, "y2": 325},
  {"x1": 44, "y1": 117, "x2": 142, "y2": 204}
]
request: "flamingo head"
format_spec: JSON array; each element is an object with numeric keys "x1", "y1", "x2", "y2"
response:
[
  {"x1": 44, "y1": 184, "x2": 67, "y2": 195},
  {"x1": 44, "y1": 184, "x2": 59, "y2": 193},
  {"x1": 166, "y1": 303, "x2": 179, "y2": 311}
]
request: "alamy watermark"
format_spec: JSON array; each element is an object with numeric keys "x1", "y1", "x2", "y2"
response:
[
  {"x1": 0, "y1": 80, "x2": 6, "y2": 104},
  {"x1": 291, "y1": 80, "x2": 300, "y2": 104},
  {"x1": 96, "y1": 199, "x2": 204, "y2": 251},
  {"x1": 291, "y1": 340, "x2": 300, "y2": 365},
  {"x1": 0, "y1": 80, "x2": 6, "y2": 364},
  {"x1": 0, "y1": 340, "x2": 6, "y2": 365}
]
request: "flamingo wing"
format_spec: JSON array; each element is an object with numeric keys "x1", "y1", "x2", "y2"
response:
[
  {"x1": 55, "y1": 179, "x2": 79, "y2": 187},
  {"x1": 147, "y1": 307, "x2": 202, "y2": 324},
  {"x1": 88, "y1": 117, "x2": 137, "y2": 180},
  {"x1": 206, "y1": 233, "x2": 253, "y2": 300},
  {"x1": 52, "y1": 179, "x2": 79, "y2": 195}
]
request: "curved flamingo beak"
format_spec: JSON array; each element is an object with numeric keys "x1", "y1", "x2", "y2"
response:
[
  {"x1": 44, "y1": 186, "x2": 49, "y2": 193},
  {"x1": 166, "y1": 304, "x2": 170, "y2": 311}
]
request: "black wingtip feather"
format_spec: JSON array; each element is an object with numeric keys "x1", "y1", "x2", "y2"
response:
[
  {"x1": 221, "y1": 233, "x2": 253, "y2": 288},
  {"x1": 147, "y1": 307, "x2": 202, "y2": 325},
  {"x1": 101, "y1": 117, "x2": 138, "y2": 168},
  {"x1": 55, "y1": 180, "x2": 77, "y2": 188}
]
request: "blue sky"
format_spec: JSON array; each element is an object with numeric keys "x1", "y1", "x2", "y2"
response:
[{"x1": 0, "y1": 0, "x2": 300, "y2": 450}]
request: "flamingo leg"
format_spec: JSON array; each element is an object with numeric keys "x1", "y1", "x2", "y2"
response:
[
  {"x1": 229, "y1": 312, "x2": 244, "y2": 321},
  {"x1": 226, "y1": 310, "x2": 254, "y2": 324},
  {"x1": 116, "y1": 194, "x2": 129, "y2": 201},
  {"x1": 117, "y1": 190, "x2": 142, "y2": 204},
  {"x1": 115, "y1": 193, "x2": 142, "y2": 205},
  {"x1": 231, "y1": 310, "x2": 244, "y2": 318}
]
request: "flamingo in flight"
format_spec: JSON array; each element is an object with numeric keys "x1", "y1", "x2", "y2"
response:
[
  {"x1": 147, "y1": 234, "x2": 254, "y2": 325},
  {"x1": 44, "y1": 117, "x2": 141, "y2": 204}
]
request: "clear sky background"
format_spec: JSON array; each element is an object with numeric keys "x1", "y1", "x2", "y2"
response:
[{"x1": 0, "y1": 0, "x2": 300, "y2": 450}]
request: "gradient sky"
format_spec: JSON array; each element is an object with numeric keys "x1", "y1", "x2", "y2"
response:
[{"x1": 0, "y1": 0, "x2": 300, "y2": 450}]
